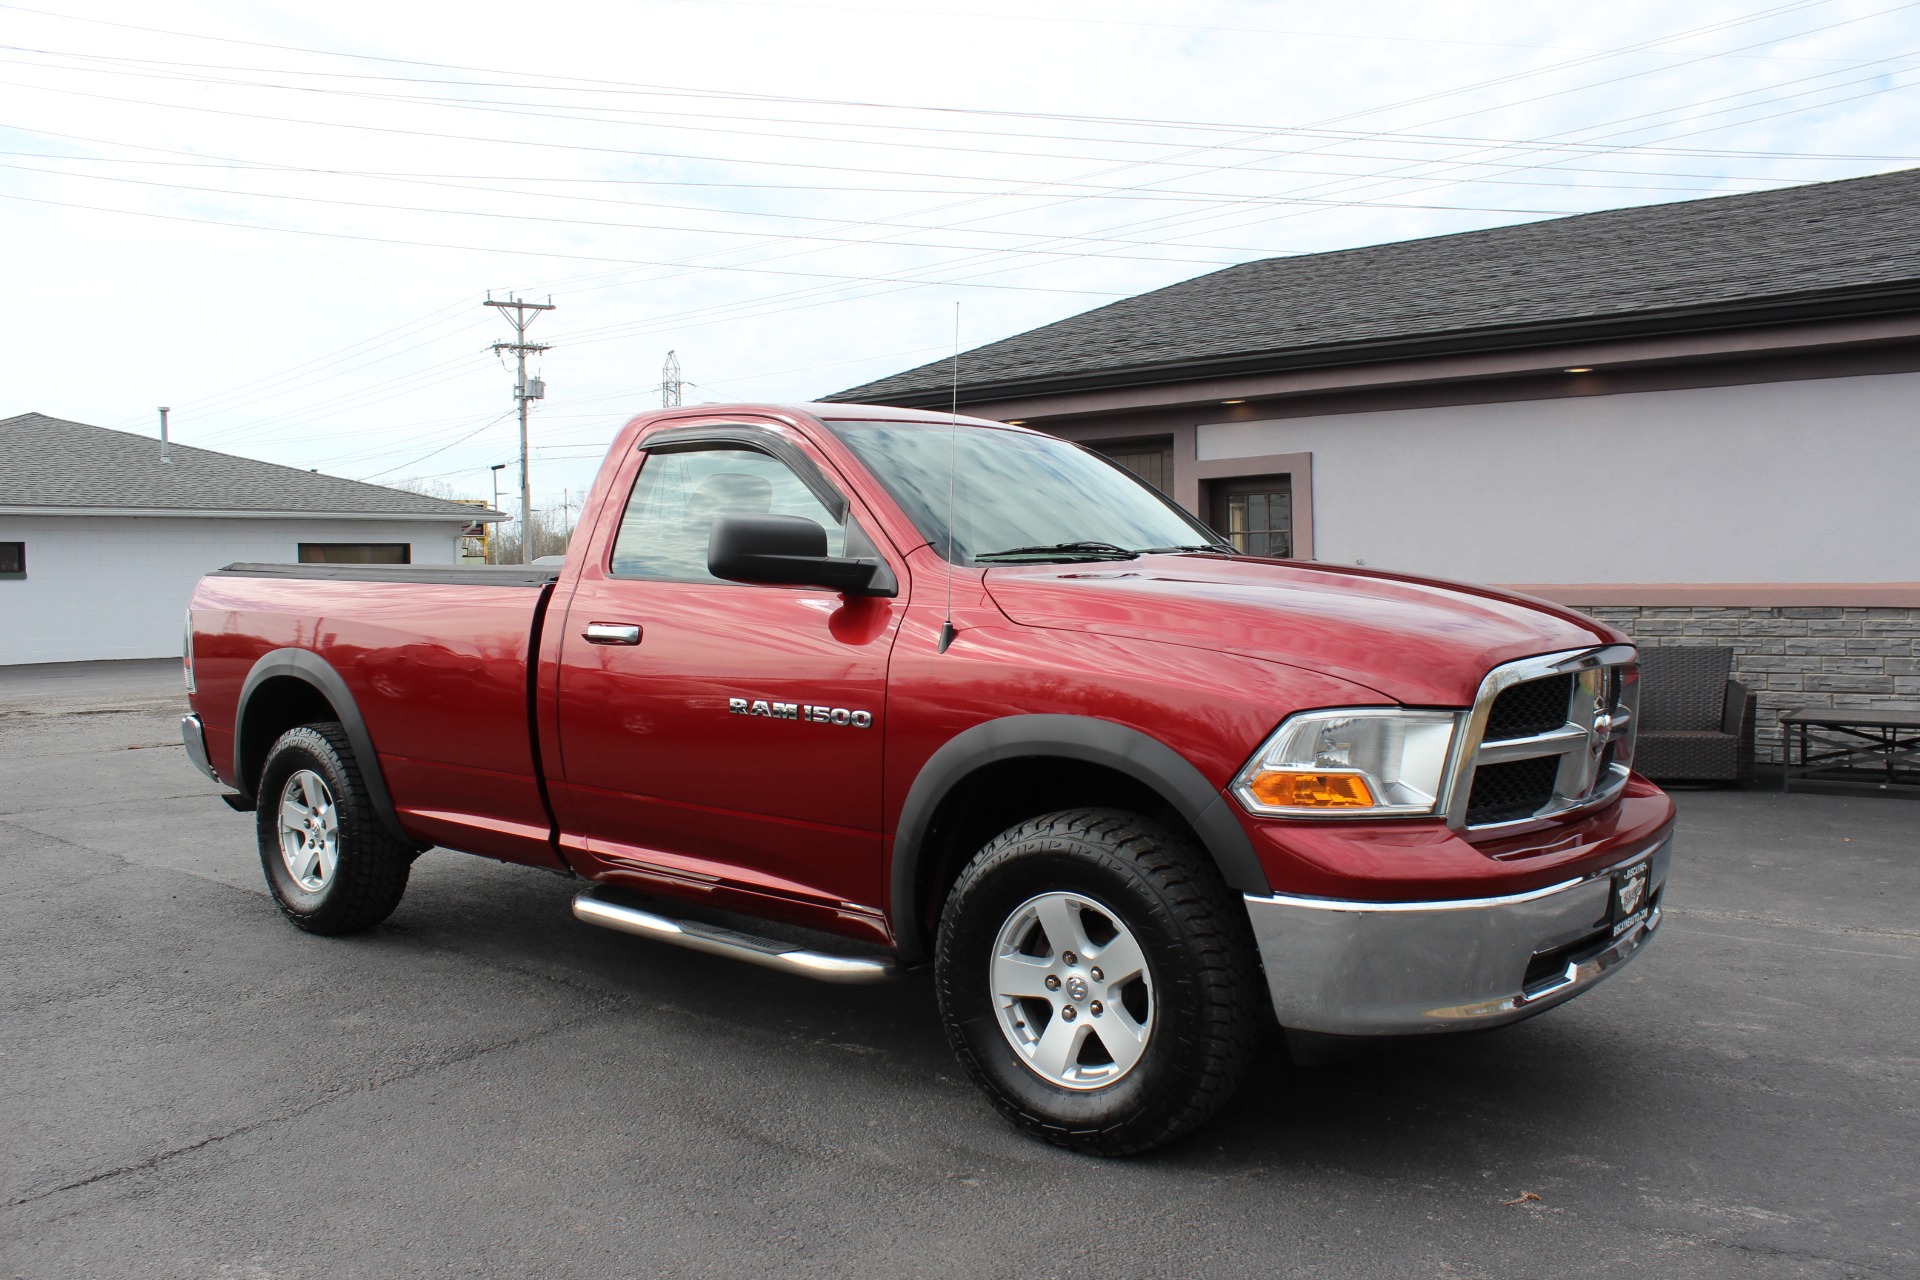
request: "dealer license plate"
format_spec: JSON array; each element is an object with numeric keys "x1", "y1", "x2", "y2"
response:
[{"x1": 1610, "y1": 864, "x2": 1651, "y2": 937}]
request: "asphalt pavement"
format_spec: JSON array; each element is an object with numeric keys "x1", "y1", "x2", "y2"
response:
[{"x1": 2, "y1": 659, "x2": 1916, "y2": 1278}]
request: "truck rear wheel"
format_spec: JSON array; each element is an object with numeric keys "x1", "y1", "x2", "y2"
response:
[
  {"x1": 255, "y1": 723, "x2": 412, "y2": 935},
  {"x1": 934, "y1": 808, "x2": 1261, "y2": 1156}
]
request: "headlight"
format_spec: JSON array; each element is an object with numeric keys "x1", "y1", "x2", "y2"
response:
[{"x1": 1231, "y1": 708, "x2": 1461, "y2": 818}]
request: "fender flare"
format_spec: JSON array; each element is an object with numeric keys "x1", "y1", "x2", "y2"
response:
[
  {"x1": 888, "y1": 714, "x2": 1269, "y2": 961},
  {"x1": 234, "y1": 647, "x2": 415, "y2": 847}
]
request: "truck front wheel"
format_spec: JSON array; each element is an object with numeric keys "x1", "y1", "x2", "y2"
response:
[
  {"x1": 255, "y1": 723, "x2": 412, "y2": 935},
  {"x1": 934, "y1": 808, "x2": 1262, "y2": 1155}
]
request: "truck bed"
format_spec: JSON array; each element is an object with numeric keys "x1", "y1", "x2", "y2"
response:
[{"x1": 192, "y1": 563, "x2": 564, "y2": 870}]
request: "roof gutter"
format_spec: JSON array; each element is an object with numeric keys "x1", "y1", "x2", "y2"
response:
[{"x1": 825, "y1": 280, "x2": 1920, "y2": 408}]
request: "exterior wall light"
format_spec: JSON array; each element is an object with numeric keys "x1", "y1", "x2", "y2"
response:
[
  {"x1": 1221, "y1": 399, "x2": 1246, "y2": 405},
  {"x1": 1564, "y1": 367, "x2": 1593, "y2": 374}
]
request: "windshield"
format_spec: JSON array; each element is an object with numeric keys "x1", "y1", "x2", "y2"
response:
[{"x1": 825, "y1": 419, "x2": 1224, "y2": 563}]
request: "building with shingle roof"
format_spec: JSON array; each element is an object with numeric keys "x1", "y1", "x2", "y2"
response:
[
  {"x1": 1, "y1": 413, "x2": 503, "y2": 664},
  {"x1": 1, "y1": 412, "x2": 506, "y2": 518},
  {"x1": 832, "y1": 168, "x2": 1920, "y2": 756},
  {"x1": 833, "y1": 166, "x2": 1920, "y2": 408}
]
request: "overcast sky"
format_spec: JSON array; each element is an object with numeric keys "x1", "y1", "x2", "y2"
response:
[{"x1": 4, "y1": 0, "x2": 1916, "y2": 514}]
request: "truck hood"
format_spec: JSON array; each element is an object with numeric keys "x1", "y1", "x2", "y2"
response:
[{"x1": 982, "y1": 556, "x2": 1613, "y2": 707}]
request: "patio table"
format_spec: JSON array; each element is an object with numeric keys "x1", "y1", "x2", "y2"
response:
[{"x1": 1779, "y1": 708, "x2": 1920, "y2": 791}]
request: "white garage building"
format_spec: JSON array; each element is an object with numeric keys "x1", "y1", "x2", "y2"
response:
[{"x1": 1, "y1": 412, "x2": 500, "y2": 666}]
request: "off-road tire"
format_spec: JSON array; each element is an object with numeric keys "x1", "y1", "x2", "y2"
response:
[
  {"x1": 255, "y1": 722, "x2": 412, "y2": 935},
  {"x1": 935, "y1": 808, "x2": 1262, "y2": 1156}
]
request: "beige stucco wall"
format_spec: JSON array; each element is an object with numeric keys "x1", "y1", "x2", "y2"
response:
[{"x1": 1194, "y1": 370, "x2": 1920, "y2": 586}]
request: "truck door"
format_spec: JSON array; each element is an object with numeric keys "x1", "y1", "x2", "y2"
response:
[{"x1": 549, "y1": 426, "x2": 905, "y2": 929}]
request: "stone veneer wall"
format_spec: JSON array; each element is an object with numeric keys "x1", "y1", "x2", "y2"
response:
[{"x1": 1569, "y1": 606, "x2": 1920, "y2": 765}]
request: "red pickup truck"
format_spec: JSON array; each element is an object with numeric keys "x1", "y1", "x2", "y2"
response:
[{"x1": 182, "y1": 403, "x2": 1673, "y2": 1154}]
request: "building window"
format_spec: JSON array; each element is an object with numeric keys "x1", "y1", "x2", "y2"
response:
[
  {"x1": 297, "y1": 543, "x2": 411, "y2": 565},
  {"x1": 0, "y1": 541, "x2": 23, "y2": 578},
  {"x1": 1089, "y1": 437, "x2": 1174, "y2": 494},
  {"x1": 1209, "y1": 476, "x2": 1292, "y2": 558}
]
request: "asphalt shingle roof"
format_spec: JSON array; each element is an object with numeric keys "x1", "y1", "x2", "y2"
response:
[
  {"x1": 0, "y1": 413, "x2": 496, "y2": 518},
  {"x1": 830, "y1": 167, "x2": 1920, "y2": 405}
]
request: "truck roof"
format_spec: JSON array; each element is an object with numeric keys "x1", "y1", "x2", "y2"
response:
[{"x1": 627, "y1": 403, "x2": 1037, "y2": 435}]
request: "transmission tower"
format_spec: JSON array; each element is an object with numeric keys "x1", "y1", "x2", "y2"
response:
[
  {"x1": 662, "y1": 350, "x2": 684, "y2": 407},
  {"x1": 484, "y1": 294, "x2": 555, "y2": 564}
]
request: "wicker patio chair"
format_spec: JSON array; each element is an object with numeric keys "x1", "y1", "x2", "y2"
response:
[{"x1": 1633, "y1": 646, "x2": 1756, "y2": 784}]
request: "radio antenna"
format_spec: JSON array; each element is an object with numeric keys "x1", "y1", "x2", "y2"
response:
[{"x1": 938, "y1": 302, "x2": 960, "y2": 655}]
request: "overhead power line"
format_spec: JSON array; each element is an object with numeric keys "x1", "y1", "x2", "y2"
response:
[
  {"x1": 21, "y1": 0, "x2": 1910, "y2": 480},
  {"x1": 0, "y1": 189, "x2": 1137, "y2": 296},
  {"x1": 0, "y1": 0, "x2": 1900, "y2": 198},
  {"x1": 358, "y1": 409, "x2": 515, "y2": 481},
  {"x1": 7, "y1": 139, "x2": 1904, "y2": 205},
  {"x1": 14, "y1": 40, "x2": 1910, "y2": 174},
  {"x1": 1, "y1": 0, "x2": 1902, "y2": 128}
]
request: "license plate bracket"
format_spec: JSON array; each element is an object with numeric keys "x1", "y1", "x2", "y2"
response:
[{"x1": 1610, "y1": 863, "x2": 1651, "y2": 937}]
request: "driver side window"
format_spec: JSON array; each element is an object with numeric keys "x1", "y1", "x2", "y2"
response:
[{"x1": 610, "y1": 446, "x2": 847, "y2": 583}]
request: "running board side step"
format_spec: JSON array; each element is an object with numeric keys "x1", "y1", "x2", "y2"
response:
[{"x1": 571, "y1": 889, "x2": 901, "y2": 984}]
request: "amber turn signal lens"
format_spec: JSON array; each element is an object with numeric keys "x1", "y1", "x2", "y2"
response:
[{"x1": 1245, "y1": 770, "x2": 1376, "y2": 809}]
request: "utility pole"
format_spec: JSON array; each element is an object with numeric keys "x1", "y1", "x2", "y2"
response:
[
  {"x1": 484, "y1": 294, "x2": 555, "y2": 564},
  {"x1": 661, "y1": 350, "x2": 683, "y2": 407},
  {"x1": 489, "y1": 463, "x2": 507, "y2": 564}
]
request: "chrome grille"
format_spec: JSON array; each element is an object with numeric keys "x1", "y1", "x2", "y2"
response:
[
  {"x1": 1464, "y1": 756, "x2": 1561, "y2": 826},
  {"x1": 1443, "y1": 646, "x2": 1640, "y2": 831},
  {"x1": 1483, "y1": 673, "x2": 1575, "y2": 741}
]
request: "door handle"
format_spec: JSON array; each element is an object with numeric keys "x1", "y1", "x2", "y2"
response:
[{"x1": 583, "y1": 621, "x2": 643, "y2": 645}]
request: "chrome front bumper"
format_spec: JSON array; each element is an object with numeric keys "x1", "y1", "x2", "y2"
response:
[
  {"x1": 181, "y1": 713, "x2": 217, "y2": 782},
  {"x1": 1245, "y1": 833, "x2": 1672, "y2": 1036}
]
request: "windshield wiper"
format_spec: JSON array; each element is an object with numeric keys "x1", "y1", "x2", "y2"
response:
[
  {"x1": 975, "y1": 540, "x2": 1140, "y2": 562},
  {"x1": 1136, "y1": 543, "x2": 1233, "y2": 555}
]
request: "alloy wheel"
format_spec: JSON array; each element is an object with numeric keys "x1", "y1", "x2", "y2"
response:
[
  {"x1": 990, "y1": 891, "x2": 1155, "y2": 1090},
  {"x1": 277, "y1": 768, "x2": 339, "y2": 893}
]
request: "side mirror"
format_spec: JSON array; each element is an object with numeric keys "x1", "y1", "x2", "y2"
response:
[{"x1": 708, "y1": 514, "x2": 893, "y2": 595}]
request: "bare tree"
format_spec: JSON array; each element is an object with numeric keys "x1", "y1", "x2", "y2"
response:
[
  {"x1": 389, "y1": 477, "x2": 571, "y2": 564},
  {"x1": 487, "y1": 505, "x2": 576, "y2": 563},
  {"x1": 390, "y1": 478, "x2": 461, "y2": 501}
]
